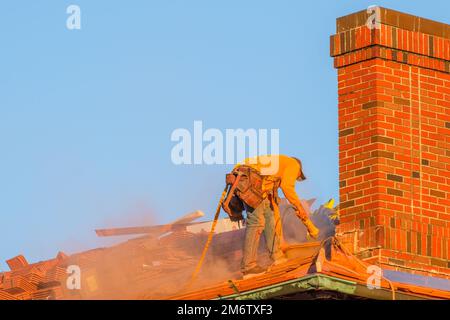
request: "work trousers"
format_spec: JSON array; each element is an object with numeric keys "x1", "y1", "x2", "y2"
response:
[{"x1": 241, "y1": 198, "x2": 284, "y2": 272}]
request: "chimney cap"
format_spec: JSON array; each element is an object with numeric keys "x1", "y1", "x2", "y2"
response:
[{"x1": 336, "y1": 7, "x2": 450, "y2": 39}]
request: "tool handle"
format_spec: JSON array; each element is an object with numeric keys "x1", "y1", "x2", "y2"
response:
[{"x1": 181, "y1": 184, "x2": 229, "y2": 292}]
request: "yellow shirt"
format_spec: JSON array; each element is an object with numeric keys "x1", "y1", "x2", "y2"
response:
[{"x1": 236, "y1": 155, "x2": 303, "y2": 213}]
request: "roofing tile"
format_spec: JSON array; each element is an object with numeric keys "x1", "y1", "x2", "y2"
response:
[{"x1": 0, "y1": 205, "x2": 448, "y2": 300}]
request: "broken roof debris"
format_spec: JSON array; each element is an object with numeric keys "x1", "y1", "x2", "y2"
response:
[{"x1": 1, "y1": 200, "x2": 448, "y2": 300}]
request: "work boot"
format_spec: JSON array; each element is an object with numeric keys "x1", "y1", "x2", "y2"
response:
[
  {"x1": 303, "y1": 218, "x2": 319, "y2": 239},
  {"x1": 272, "y1": 256, "x2": 288, "y2": 266},
  {"x1": 242, "y1": 265, "x2": 267, "y2": 280}
]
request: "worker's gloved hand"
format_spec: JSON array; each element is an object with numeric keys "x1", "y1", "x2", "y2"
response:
[
  {"x1": 223, "y1": 194, "x2": 245, "y2": 222},
  {"x1": 302, "y1": 218, "x2": 319, "y2": 239},
  {"x1": 229, "y1": 212, "x2": 244, "y2": 222}
]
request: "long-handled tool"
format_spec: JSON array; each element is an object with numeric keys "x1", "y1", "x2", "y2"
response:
[
  {"x1": 181, "y1": 171, "x2": 244, "y2": 292},
  {"x1": 181, "y1": 185, "x2": 229, "y2": 292}
]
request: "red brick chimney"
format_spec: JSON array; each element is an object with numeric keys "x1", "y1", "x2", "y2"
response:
[{"x1": 330, "y1": 7, "x2": 450, "y2": 278}]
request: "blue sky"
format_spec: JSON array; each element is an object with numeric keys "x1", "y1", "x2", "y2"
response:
[{"x1": 1, "y1": 1, "x2": 449, "y2": 271}]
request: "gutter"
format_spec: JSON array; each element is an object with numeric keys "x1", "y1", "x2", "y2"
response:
[{"x1": 215, "y1": 274, "x2": 428, "y2": 300}]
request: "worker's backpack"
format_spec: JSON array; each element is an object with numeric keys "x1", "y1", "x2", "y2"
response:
[{"x1": 222, "y1": 166, "x2": 279, "y2": 220}]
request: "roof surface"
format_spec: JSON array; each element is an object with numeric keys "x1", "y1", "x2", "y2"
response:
[
  {"x1": 166, "y1": 238, "x2": 450, "y2": 300},
  {"x1": 0, "y1": 201, "x2": 449, "y2": 300}
]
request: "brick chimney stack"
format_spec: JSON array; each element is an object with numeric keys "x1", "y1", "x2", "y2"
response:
[{"x1": 330, "y1": 7, "x2": 450, "y2": 278}]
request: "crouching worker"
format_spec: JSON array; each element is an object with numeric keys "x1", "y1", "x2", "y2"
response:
[{"x1": 222, "y1": 154, "x2": 320, "y2": 279}]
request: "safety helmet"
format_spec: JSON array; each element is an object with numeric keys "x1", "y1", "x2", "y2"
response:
[{"x1": 292, "y1": 157, "x2": 306, "y2": 181}]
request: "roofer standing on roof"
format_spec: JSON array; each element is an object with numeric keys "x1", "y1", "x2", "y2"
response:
[{"x1": 222, "y1": 154, "x2": 320, "y2": 279}]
